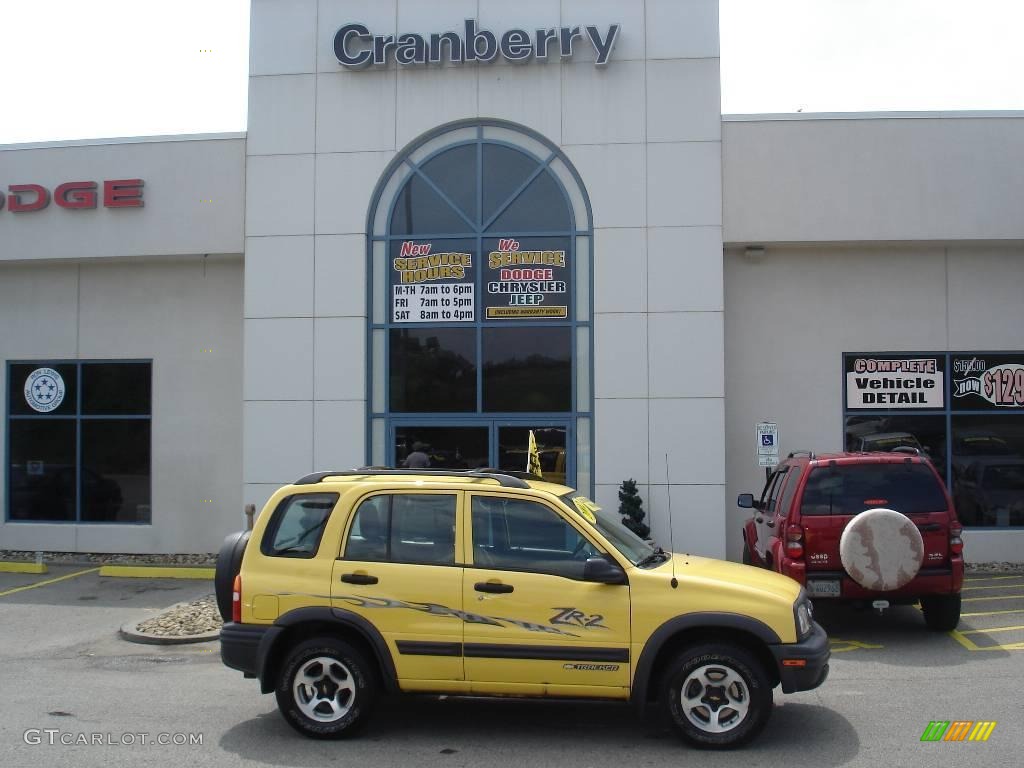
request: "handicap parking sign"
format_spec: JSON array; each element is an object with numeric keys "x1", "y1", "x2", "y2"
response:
[
  {"x1": 761, "y1": 434, "x2": 774, "y2": 447},
  {"x1": 756, "y1": 422, "x2": 779, "y2": 466}
]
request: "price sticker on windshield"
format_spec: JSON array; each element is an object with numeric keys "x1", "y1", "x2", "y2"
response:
[{"x1": 571, "y1": 497, "x2": 599, "y2": 524}]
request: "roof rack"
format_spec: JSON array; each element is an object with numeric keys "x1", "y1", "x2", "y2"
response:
[
  {"x1": 292, "y1": 468, "x2": 531, "y2": 489},
  {"x1": 787, "y1": 450, "x2": 816, "y2": 459}
]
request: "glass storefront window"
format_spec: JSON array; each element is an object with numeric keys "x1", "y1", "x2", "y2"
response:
[
  {"x1": 368, "y1": 122, "x2": 594, "y2": 490},
  {"x1": 497, "y1": 426, "x2": 567, "y2": 485},
  {"x1": 6, "y1": 360, "x2": 152, "y2": 524},
  {"x1": 843, "y1": 352, "x2": 1024, "y2": 528}
]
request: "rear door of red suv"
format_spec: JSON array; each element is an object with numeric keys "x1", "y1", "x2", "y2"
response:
[{"x1": 797, "y1": 457, "x2": 952, "y2": 597}]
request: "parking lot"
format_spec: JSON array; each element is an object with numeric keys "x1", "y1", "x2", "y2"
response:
[{"x1": 0, "y1": 567, "x2": 1020, "y2": 768}]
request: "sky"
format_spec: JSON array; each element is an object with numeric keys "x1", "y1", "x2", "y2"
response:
[{"x1": 1, "y1": 0, "x2": 1023, "y2": 145}]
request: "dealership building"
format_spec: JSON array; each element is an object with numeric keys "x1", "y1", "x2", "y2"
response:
[{"x1": 2, "y1": 0, "x2": 1022, "y2": 562}]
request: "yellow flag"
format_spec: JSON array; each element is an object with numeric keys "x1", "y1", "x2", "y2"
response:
[{"x1": 527, "y1": 430, "x2": 543, "y2": 478}]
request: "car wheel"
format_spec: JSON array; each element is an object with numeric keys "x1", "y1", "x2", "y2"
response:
[
  {"x1": 662, "y1": 643, "x2": 773, "y2": 748},
  {"x1": 275, "y1": 637, "x2": 376, "y2": 739},
  {"x1": 920, "y1": 594, "x2": 961, "y2": 632},
  {"x1": 741, "y1": 541, "x2": 753, "y2": 566}
]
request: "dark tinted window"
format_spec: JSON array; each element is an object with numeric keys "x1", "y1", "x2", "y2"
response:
[
  {"x1": 80, "y1": 421, "x2": 150, "y2": 522},
  {"x1": 262, "y1": 493, "x2": 338, "y2": 558},
  {"x1": 776, "y1": 466, "x2": 802, "y2": 519},
  {"x1": 800, "y1": 464, "x2": 947, "y2": 516},
  {"x1": 389, "y1": 327, "x2": 477, "y2": 412},
  {"x1": 82, "y1": 363, "x2": 151, "y2": 415},
  {"x1": 471, "y1": 496, "x2": 598, "y2": 579},
  {"x1": 951, "y1": 415, "x2": 1024, "y2": 527},
  {"x1": 766, "y1": 468, "x2": 789, "y2": 514},
  {"x1": 481, "y1": 144, "x2": 540, "y2": 224},
  {"x1": 345, "y1": 494, "x2": 456, "y2": 565},
  {"x1": 390, "y1": 173, "x2": 469, "y2": 235},
  {"x1": 7, "y1": 420, "x2": 76, "y2": 521},
  {"x1": 487, "y1": 170, "x2": 570, "y2": 233},
  {"x1": 482, "y1": 327, "x2": 571, "y2": 412},
  {"x1": 395, "y1": 426, "x2": 489, "y2": 469},
  {"x1": 420, "y1": 143, "x2": 478, "y2": 224}
]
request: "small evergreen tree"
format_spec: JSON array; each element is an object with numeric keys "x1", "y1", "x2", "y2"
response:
[{"x1": 619, "y1": 478, "x2": 649, "y2": 538}]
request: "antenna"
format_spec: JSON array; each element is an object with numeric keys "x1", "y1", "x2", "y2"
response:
[{"x1": 665, "y1": 453, "x2": 678, "y2": 589}]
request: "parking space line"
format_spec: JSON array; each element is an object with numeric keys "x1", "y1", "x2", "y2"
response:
[
  {"x1": 0, "y1": 567, "x2": 99, "y2": 598},
  {"x1": 961, "y1": 608, "x2": 1024, "y2": 618},
  {"x1": 962, "y1": 583, "x2": 1024, "y2": 591},
  {"x1": 948, "y1": 630, "x2": 1024, "y2": 652},
  {"x1": 959, "y1": 625, "x2": 1024, "y2": 635},
  {"x1": 961, "y1": 594, "x2": 1024, "y2": 602},
  {"x1": 964, "y1": 575, "x2": 1024, "y2": 581}
]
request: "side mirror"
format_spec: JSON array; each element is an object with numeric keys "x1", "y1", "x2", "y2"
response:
[
  {"x1": 583, "y1": 555, "x2": 627, "y2": 585},
  {"x1": 737, "y1": 493, "x2": 755, "y2": 509}
]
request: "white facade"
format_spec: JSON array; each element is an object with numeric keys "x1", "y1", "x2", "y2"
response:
[{"x1": 0, "y1": 1, "x2": 1021, "y2": 561}]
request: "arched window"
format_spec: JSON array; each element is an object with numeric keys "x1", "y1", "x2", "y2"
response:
[{"x1": 366, "y1": 121, "x2": 593, "y2": 492}]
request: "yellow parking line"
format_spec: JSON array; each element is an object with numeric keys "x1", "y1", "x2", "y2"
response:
[
  {"x1": 959, "y1": 625, "x2": 1024, "y2": 635},
  {"x1": 965, "y1": 575, "x2": 1024, "y2": 581},
  {"x1": 0, "y1": 567, "x2": 99, "y2": 598},
  {"x1": 961, "y1": 594, "x2": 1024, "y2": 602},
  {"x1": 961, "y1": 608, "x2": 1024, "y2": 618},
  {"x1": 948, "y1": 630, "x2": 1024, "y2": 651},
  {"x1": 962, "y1": 583, "x2": 1024, "y2": 591}
]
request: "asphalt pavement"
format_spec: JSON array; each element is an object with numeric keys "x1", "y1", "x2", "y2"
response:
[{"x1": 0, "y1": 566, "x2": 1020, "y2": 768}]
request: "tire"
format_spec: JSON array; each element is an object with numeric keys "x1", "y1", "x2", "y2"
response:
[
  {"x1": 741, "y1": 541, "x2": 753, "y2": 566},
  {"x1": 214, "y1": 530, "x2": 250, "y2": 622},
  {"x1": 920, "y1": 594, "x2": 961, "y2": 632},
  {"x1": 662, "y1": 643, "x2": 773, "y2": 749},
  {"x1": 275, "y1": 637, "x2": 376, "y2": 739}
]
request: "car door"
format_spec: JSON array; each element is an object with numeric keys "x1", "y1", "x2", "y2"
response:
[
  {"x1": 332, "y1": 489, "x2": 465, "y2": 684},
  {"x1": 462, "y1": 492, "x2": 630, "y2": 695}
]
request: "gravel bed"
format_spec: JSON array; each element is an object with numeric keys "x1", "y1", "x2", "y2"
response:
[
  {"x1": 965, "y1": 561, "x2": 1024, "y2": 575},
  {"x1": 0, "y1": 550, "x2": 217, "y2": 566},
  {"x1": 135, "y1": 595, "x2": 222, "y2": 637}
]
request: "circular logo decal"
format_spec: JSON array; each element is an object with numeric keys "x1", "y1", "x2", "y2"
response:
[{"x1": 24, "y1": 368, "x2": 66, "y2": 413}]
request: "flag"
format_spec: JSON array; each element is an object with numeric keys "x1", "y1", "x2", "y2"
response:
[{"x1": 527, "y1": 430, "x2": 543, "y2": 478}]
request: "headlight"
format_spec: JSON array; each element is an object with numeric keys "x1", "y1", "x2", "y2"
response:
[{"x1": 795, "y1": 595, "x2": 813, "y2": 639}]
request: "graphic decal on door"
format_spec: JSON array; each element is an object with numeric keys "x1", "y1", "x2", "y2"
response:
[{"x1": 336, "y1": 595, "x2": 614, "y2": 637}]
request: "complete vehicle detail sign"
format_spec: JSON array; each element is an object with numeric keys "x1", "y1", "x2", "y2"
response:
[
  {"x1": 335, "y1": 19, "x2": 620, "y2": 68},
  {"x1": 845, "y1": 355, "x2": 944, "y2": 409}
]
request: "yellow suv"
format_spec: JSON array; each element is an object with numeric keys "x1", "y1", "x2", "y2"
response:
[{"x1": 217, "y1": 469, "x2": 829, "y2": 748}]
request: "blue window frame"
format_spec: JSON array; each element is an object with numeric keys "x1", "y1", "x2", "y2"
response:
[
  {"x1": 6, "y1": 359, "x2": 152, "y2": 524},
  {"x1": 366, "y1": 121, "x2": 594, "y2": 492}
]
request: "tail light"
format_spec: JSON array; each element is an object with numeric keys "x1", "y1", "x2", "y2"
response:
[
  {"x1": 949, "y1": 523, "x2": 964, "y2": 556},
  {"x1": 231, "y1": 574, "x2": 242, "y2": 623},
  {"x1": 785, "y1": 524, "x2": 804, "y2": 559}
]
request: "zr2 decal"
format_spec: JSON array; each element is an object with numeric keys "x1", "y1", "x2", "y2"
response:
[{"x1": 550, "y1": 607, "x2": 608, "y2": 629}]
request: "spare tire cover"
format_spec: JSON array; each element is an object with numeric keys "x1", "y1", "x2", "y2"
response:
[{"x1": 839, "y1": 508, "x2": 924, "y2": 591}]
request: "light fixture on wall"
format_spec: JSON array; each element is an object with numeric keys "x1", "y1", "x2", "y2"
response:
[{"x1": 743, "y1": 245, "x2": 766, "y2": 262}]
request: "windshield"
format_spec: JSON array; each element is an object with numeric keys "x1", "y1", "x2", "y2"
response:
[{"x1": 560, "y1": 492, "x2": 655, "y2": 565}]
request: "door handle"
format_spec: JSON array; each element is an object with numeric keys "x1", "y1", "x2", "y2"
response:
[
  {"x1": 766, "y1": 519, "x2": 775, "y2": 528},
  {"x1": 474, "y1": 581, "x2": 513, "y2": 594},
  {"x1": 340, "y1": 573, "x2": 379, "y2": 585},
  {"x1": 755, "y1": 516, "x2": 764, "y2": 524}
]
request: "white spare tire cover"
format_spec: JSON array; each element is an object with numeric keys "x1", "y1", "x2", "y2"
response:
[{"x1": 839, "y1": 508, "x2": 924, "y2": 591}]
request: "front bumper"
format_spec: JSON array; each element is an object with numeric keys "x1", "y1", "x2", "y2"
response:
[
  {"x1": 220, "y1": 621, "x2": 276, "y2": 677},
  {"x1": 770, "y1": 621, "x2": 830, "y2": 694}
]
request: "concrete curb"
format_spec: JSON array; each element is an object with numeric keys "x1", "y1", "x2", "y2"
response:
[
  {"x1": 0, "y1": 561, "x2": 48, "y2": 574},
  {"x1": 119, "y1": 597, "x2": 222, "y2": 645},
  {"x1": 100, "y1": 565, "x2": 215, "y2": 579}
]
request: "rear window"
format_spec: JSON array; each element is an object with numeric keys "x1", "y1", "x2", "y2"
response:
[
  {"x1": 799, "y1": 464, "x2": 947, "y2": 516},
  {"x1": 261, "y1": 493, "x2": 338, "y2": 557}
]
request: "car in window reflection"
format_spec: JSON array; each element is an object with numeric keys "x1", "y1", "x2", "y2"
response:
[
  {"x1": 953, "y1": 458, "x2": 1024, "y2": 527},
  {"x1": 847, "y1": 431, "x2": 924, "y2": 454}
]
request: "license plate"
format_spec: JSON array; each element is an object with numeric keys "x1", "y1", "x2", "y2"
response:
[{"x1": 807, "y1": 579, "x2": 841, "y2": 598}]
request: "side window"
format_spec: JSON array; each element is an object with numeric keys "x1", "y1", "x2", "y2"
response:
[
  {"x1": 261, "y1": 493, "x2": 338, "y2": 558},
  {"x1": 471, "y1": 496, "x2": 599, "y2": 579},
  {"x1": 345, "y1": 494, "x2": 456, "y2": 566},
  {"x1": 766, "y1": 468, "x2": 789, "y2": 514},
  {"x1": 776, "y1": 466, "x2": 802, "y2": 519}
]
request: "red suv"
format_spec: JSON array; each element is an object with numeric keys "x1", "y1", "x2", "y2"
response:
[{"x1": 739, "y1": 451, "x2": 964, "y2": 631}]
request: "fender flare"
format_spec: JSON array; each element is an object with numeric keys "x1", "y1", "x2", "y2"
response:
[
  {"x1": 631, "y1": 612, "x2": 782, "y2": 707},
  {"x1": 257, "y1": 606, "x2": 399, "y2": 693}
]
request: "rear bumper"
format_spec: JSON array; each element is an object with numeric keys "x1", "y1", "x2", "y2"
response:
[
  {"x1": 770, "y1": 622, "x2": 830, "y2": 694},
  {"x1": 787, "y1": 556, "x2": 964, "y2": 600},
  {"x1": 220, "y1": 622, "x2": 276, "y2": 677}
]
